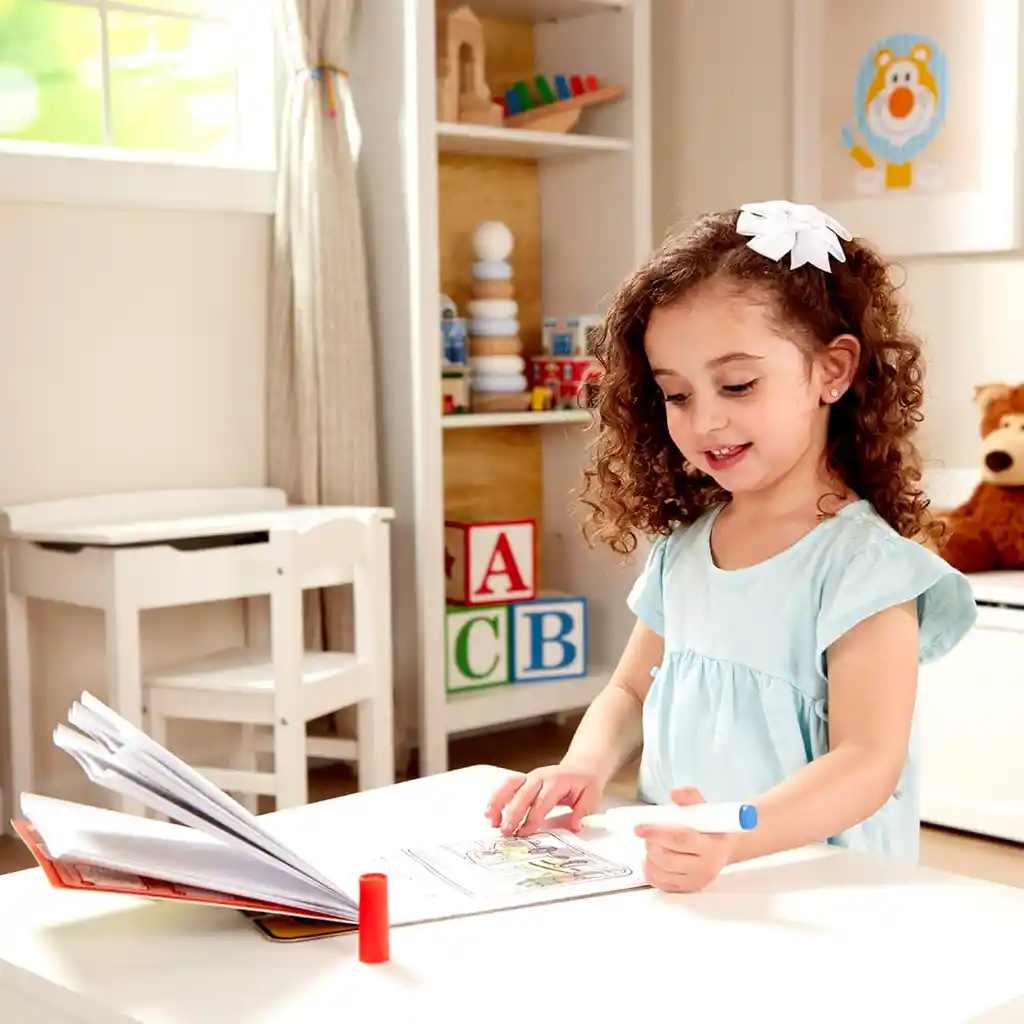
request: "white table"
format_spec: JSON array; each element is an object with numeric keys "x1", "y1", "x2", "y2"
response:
[
  {"x1": 1, "y1": 765, "x2": 1024, "y2": 1023},
  {"x1": 0, "y1": 488, "x2": 392, "y2": 830}
]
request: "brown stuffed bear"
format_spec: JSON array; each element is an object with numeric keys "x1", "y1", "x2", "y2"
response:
[{"x1": 935, "y1": 382, "x2": 1024, "y2": 574}]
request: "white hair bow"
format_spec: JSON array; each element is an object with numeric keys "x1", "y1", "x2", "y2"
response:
[{"x1": 736, "y1": 200, "x2": 852, "y2": 272}]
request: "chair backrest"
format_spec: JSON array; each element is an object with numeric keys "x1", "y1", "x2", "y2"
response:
[
  {"x1": 267, "y1": 511, "x2": 392, "y2": 664},
  {"x1": 273, "y1": 515, "x2": 369, "y2": 591}
]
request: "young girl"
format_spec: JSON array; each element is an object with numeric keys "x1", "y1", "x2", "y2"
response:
[{"x1": 484, "y1": 200, "x2": 977, "y2": 893}]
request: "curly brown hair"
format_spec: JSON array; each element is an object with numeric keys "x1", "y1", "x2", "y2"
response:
[{"x1": 578, "y1": 207, "x2": 940, "y2": 556}]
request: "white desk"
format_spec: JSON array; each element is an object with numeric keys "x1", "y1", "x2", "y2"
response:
[
  {"x1": 1, "y1": 765, "x2": 1024, "y2": 1023},
  {"x1": 1, "y1": 488, "x2": 393, "y2": 830}
]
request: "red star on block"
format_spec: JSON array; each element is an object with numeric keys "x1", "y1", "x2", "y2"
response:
[{"x1": 444, "y1": 547, "x2": 455, "y2": 579}]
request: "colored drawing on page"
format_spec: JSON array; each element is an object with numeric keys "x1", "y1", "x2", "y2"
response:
[{"x1": 404, "y1": 832, "x2": 633, "y2": 895}]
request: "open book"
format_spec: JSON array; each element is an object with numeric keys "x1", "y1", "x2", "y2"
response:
[{"x1": 12, "y1": 694, "x2": 647, "y2": 939}]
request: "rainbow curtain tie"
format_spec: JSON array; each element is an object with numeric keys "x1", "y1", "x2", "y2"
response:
[{"x1": 305, "y1": 63, "x2": 347, "y2": 118}]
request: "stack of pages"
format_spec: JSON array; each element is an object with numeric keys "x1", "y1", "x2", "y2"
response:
[{"x1": 13, "y1": 693, "x2": 647, "y2": 939}]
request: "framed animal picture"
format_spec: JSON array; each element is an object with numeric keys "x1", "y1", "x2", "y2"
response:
[{"x1": 792, "y1": 0, "x2": 1024, "y2": 256}]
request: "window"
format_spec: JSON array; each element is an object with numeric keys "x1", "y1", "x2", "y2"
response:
[{"x1": 0, "y1": 0, "x2": 278, "y2": 210}]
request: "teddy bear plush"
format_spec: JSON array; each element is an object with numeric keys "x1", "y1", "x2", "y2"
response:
[{"x1": 935, "y1": 382, "x2": 1024, "y2": 574}]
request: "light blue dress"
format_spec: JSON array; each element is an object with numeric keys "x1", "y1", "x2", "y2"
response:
[{"x1": 628, "y1": 499, "x2": 977, "y2": 862}]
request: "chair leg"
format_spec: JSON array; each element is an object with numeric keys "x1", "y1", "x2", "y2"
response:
[
  {"x1": 230, "y1": 724, "x2": 260, "y2": 814},
  {"x1": 273, "y1": 718, "x2": 308, "y2": 810},
  {"x1": 357, "y1": 694, "x2": 394, "y2": 791}
]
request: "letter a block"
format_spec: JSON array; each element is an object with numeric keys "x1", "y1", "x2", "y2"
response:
[
  {"x1": 444, "y1": 519, "x2": 536, "y2": 606},
  {"x1": 510, "y1": 595, "x2": 588, "y2": 683},
  {"x1": 445, "y1": 605, "x2": 511, "y2": 693}
]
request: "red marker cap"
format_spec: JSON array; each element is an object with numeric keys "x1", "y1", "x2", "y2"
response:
[{"x1": 358, "y1": 872, "x2": 390, "y2": 963}]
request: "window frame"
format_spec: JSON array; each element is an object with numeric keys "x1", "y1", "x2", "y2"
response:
[{"x1": 0, "y1": 0, "x2": 280, "y2": 213}]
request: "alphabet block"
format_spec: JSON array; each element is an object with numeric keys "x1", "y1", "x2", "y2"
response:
[
  {"x1": 510, "y1": 595, "x2": 588, "y2": 683},
  {"x1": 444, "y1": 519, "x2": 536, "y2": 606},
  {"x1": 445, "y1": 604, "x2": 510, "y2": 693}
]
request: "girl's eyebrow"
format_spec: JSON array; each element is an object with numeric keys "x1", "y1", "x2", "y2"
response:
[
  {"x1": 650, "y1": 352, "x2": 764, "y2": 377},
  {"x1": 707, "y1": 351, "x2": 764, "y2": 367}
]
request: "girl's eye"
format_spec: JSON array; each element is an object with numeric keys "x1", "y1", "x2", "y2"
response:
[
  {"x1": 664, "y1": 392, "x2": 690, "y2": 405},
  {"x1": 723, "y1": 380, "x2": 757, "y2": 395}
]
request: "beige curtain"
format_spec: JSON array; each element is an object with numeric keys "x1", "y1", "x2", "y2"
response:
[{"x1": 267, "y1": 0, "x2": 380, "y2": 744}]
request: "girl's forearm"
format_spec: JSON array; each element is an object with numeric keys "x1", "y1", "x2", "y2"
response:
[
  {"x1": 729, "y1": 743, "x2": 903, "y2": 864},
  {"x1": 560, "y1": 682, "x2": 644, "y2": 786}
]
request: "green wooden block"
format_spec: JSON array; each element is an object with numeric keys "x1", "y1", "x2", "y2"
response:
[
  {"x1": 533, "y1": 75, "x2": 556, "y2": 105},
  {"x1": 512, "y1": 81, "x2": 534, "y2": 111},
  {"x1": 445, "y1": 604, "x2": 511, "y2": 694}
]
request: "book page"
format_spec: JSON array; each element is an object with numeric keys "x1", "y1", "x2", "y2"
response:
[
  {"x1": 350, "y1": 829, "x2": 646, "y2": 926},
  {"x1": 19, "y1": 794, "x2": 355, "y2": 919},
  {"x1": 58, "y1": 694, "x2": 347, "y2": 902}
]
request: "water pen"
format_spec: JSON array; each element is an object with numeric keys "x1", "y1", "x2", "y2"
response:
[{"x1": 581, "y1": 801, "x2": 758, "y2": 834}]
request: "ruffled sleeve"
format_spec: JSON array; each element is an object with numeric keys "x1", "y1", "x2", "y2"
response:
[
  {"x1": 627, "y1": 532, "x2": 671, "y2": 636},
  {"x1": 816, "y1": 536, "x2": 978, "y2": 666}
]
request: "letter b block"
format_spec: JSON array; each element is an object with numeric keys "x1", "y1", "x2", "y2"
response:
[
  {"x1": 445, "y1": 605, "x2": 511, "y2": 693},
  {"x1": 510, "y1": 596, "x2": 588, "y2": 683},
  {"x1": 444, "y1": 519, "x2": 536, "y2": 606}
]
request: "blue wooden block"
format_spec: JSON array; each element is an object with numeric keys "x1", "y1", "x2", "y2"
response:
[
  {"x1": 441, "y1": 317, "x2": 467, "y2": 365},
  {"x1": 504, "y1": 86, "x2": 522, "y2": 115},
  {"x1": 510, "y1": 595, "x2": 588, "y2": 683},
  {"x1": 553, "y1": 74, "x2": 572, "y2": 101}
]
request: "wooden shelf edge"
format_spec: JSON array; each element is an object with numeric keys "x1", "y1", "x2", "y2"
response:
[
  {"x1": 445, "y1": 670, "x2": 610, "y2": 734},
  {"x1": 467, "y1": 0, "x2": 630, "y2": 24},
  {"x1": 436, "y1": 121, "x2": 631, "y2": 159},
  {"x1": 442, "y1": 410, "x2": 592, "y2": 429}
]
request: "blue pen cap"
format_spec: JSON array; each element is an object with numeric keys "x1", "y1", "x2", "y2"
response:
[{"x1": 738, "y1": 804, "x2": 758, "y2": 830}]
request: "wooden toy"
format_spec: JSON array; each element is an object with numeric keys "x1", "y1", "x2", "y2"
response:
[
  {"x1": 436, "y1": 6, "x2": 503, "y2": 127},
  {"x1": 510, "y1": 594, "x2": 588, "y2": 683},
  {"x1": 441, "y1": 318, "x2": 468, "y2": 366},
  {"x1": 470, "y1": 336, "x2": 521, "y2": 357},
  {"x1": 472, "y1": 278, "x2": 515, "y2": 300},
  {"x1": 469, "y1": 222, "x2": 530, "y2": 413},
  {"x1": 531, "y1": 385, "x2": 553, "y2": 411},
  {"x1": 470, "y1": 392, "x2": 533, "y2": 414},
  {"x1": 530, "y1": 355, "x2": 602, "y2": 410},
  {"x1": 444, "y1": 518, "x2": 536, "y2": 605},
  {"x1": 542, "y1": 314, "x2": 602, "y2": 357},
  {"x1": 445, "y1": 603, "x2": 511, "y2": 693},
  {"x1": 502, "y1": 74, "x2": 626, "y2": 134},
  {"x1": 442, "y1": 369, "x2": 470, "y2": 415}
]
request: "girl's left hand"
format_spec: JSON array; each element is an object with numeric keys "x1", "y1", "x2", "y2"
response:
[{"x1": 635, "y1": 787, "x2": 737, "y2": 893}]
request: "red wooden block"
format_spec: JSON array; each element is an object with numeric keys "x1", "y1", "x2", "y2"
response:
[
  {"x1": 444, "y1": 519, "x2": 537, "y2": 606},
  {"x1": 585, "y1": 74, "x2": 599, "y2": 91},
  {"x1": 570, "y1": 74, "x2": 585, "y2": 96}
]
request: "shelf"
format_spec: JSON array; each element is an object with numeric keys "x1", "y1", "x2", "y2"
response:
[
  {"x1": 446, "y1": 670, "x2": 610, "y2": 734},
  {"x1": 442, "y1": 409, "x2": 591, "y2": 429},
  {"x1": 467, "y1": 0, "x2": 628, "y2": 22},
  {"x1": 437, "y1": 122, "x2": 630, "y2": 159}
]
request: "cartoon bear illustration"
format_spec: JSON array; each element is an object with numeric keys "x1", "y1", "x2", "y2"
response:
[
  {"x1": 842, "y1": 35, "x2": 947, "y2": 195},
  {"x1": 935, "y1": 383, "x2": 1024, "y2": 575}
]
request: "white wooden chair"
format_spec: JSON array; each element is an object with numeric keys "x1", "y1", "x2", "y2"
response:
[{"x1": 143, "y1": 511, "x2": 394, "y2": 811}]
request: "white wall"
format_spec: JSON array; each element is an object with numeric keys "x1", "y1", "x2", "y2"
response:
[
  {"x1": 0, "y1": 201, "x2": 270, "y2": 797},
  {"x1": 651, "y1": 0, "x2": 1024, "y2": 471}
]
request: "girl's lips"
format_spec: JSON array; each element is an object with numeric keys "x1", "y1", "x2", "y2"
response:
[{"x1": 705, "y1": 443, "x2": 752, "y2": 470}]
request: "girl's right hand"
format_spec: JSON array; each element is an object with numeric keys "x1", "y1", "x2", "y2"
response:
[{"x1": 484, "y1": 763, "x2": 605, "y2": 837}]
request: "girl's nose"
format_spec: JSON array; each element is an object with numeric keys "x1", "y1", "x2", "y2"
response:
[{"x1": 690, "y1": 396, "x2": 729, "y2": 435}]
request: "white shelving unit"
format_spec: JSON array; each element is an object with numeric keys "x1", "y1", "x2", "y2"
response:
[{"x1": 351, "y1": 0, "x2": 652, "y2": 776}]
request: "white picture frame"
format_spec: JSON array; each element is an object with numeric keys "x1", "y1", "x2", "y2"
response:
[{"x1": 792, "y1": 0, "x2": 1024, "y2": 257}]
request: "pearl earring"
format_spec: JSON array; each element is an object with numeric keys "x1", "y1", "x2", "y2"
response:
[{"x1": 829, "y1": 388, "x2": 839, "y2": 398}]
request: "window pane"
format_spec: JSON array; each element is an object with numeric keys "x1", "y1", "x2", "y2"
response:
[
  {"x1": 0, "y1": 0, "x2": 103, "y2": 145},
  {"x1": 107, "y1": 10, "x2": 236, "y2": 155},
  {"x1": 113, "y1": 0, "x2": 239, "y2": 15}
]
